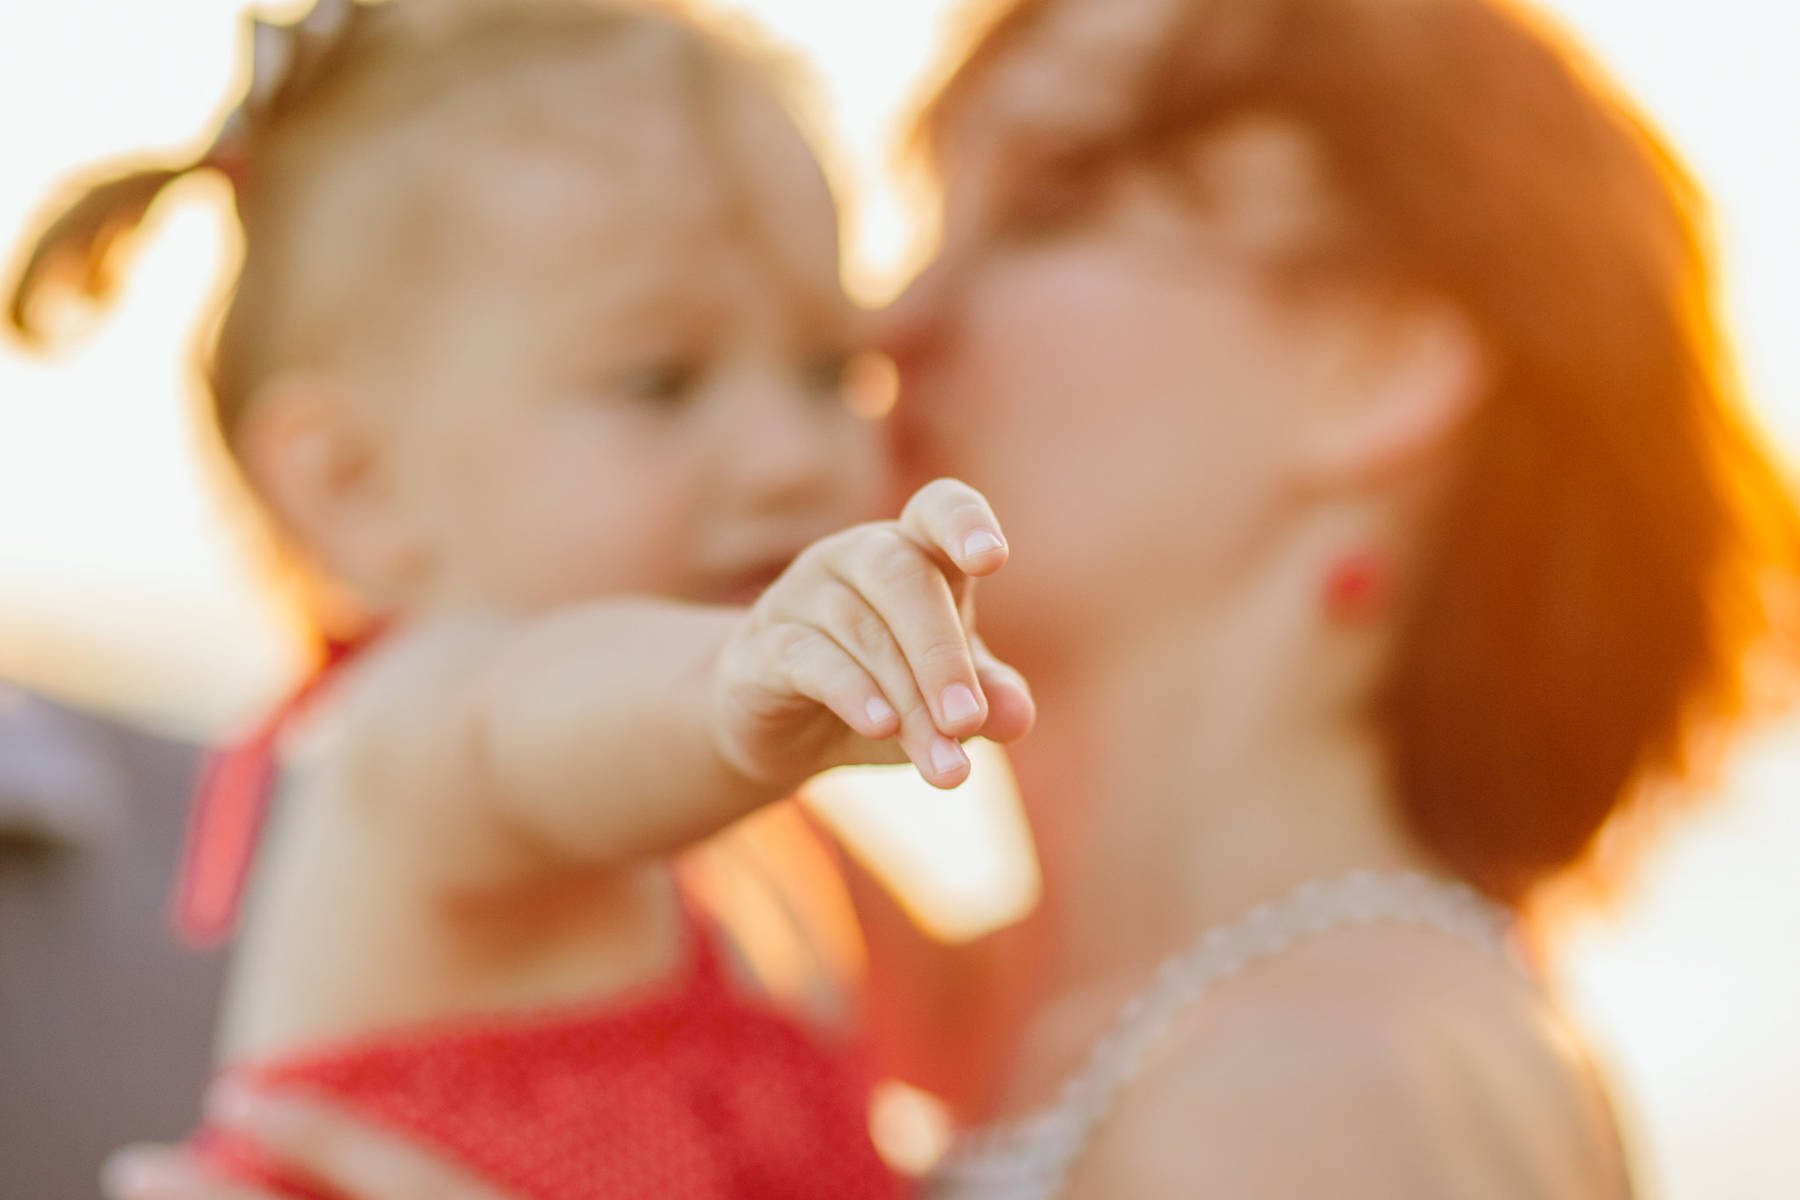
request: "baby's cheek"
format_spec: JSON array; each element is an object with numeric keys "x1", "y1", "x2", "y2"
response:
[
  {"x1": 573, "y1": 515, "x2": 696, "y2": 601},
  {"x1": 498, "y1": 479, "x2": 694, "y2": 607}
]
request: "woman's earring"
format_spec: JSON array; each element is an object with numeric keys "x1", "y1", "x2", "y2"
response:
[{"x1": 1323, "y1": 550, "x2": 1392, "y2": 624}]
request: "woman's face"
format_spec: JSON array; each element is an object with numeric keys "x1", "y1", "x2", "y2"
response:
[{"x1": 880, "y1": 108, "x2": 1366, "y2": 670}]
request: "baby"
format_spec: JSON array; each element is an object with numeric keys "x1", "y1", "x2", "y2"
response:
[{"x1": 9, "y1": 2, "x2": 1032, "y2": 1196}]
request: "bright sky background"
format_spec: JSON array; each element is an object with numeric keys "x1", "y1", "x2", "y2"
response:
[{"x1": 2, "y1": 1, "x2": 1798, "y2": 1195}]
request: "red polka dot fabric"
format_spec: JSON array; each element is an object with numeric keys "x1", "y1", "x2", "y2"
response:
[{"x1": 196, "y1": 915, "x2": 905, "y2": 1200}]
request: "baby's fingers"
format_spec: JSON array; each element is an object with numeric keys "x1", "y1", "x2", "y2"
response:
[
  {"x1": 897, "y1": 478, "x2": 1008, "y2": 579},
  {"x1": 766, "y1": 624, "x2": 902, "y2": 742},
  {"x1": 973, "y1": 639, "x2": 1036, "y2": 745},
  {"x1": 770, "y1": 581, "x2": 973, "y2": 787},
  {"x1": 832, "y1": 530, "x2": 988, "y2": 740}
]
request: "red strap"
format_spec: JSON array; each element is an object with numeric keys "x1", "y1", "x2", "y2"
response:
[
  {"x1": 678, "y1": 890, "x2": 729, "y2": 994},
  {"x1": 172, "y1": 635, "x2": 372, "y2": 948}
]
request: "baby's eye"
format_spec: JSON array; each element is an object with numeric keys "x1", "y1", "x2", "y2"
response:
[{"x1": 617, "y1": 357, "x2": 706, "y2": 406}]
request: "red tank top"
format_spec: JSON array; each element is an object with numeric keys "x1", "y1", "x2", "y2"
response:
[
  {"x1": 195, "y1": 903, "x2": 903, "y2": 1199},
  {"x1": 176, "y1": 639, "x2": 905, "y2": 1200}
]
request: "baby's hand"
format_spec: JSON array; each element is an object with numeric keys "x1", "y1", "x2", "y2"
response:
[{"x1": 711, "y1": 479, "x2": 1035, "y2": 790}]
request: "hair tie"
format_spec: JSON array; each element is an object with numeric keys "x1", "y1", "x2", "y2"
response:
[{"x1": 197, "y1": 0, "x2": 362, "y2": 194}]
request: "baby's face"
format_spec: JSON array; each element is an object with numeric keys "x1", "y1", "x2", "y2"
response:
[{"x1": 369, "y1": 78, "x2": 886, "y2": 614}]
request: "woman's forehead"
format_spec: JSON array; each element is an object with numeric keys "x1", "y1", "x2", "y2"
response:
[{"x1": 932, "y1": 0, "x2": 1339, "y2": 259}]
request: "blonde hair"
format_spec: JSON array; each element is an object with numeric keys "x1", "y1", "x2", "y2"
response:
[
  {"x1": 12, "y1": 1, "x2": 763, "y2": 430},
  {"x1": 8, "y1": 0, "x2": 778, "y2": 645}
]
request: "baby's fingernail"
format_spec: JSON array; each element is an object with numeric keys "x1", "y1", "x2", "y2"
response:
[
  {"x1": 929, "y1": 737, "x2": 968, "y2": 776},
  {"x1": 940, "y1": 683, "x2": 981, "y2": 724},
  {"x1": 865, "y1": 696, "x2": 897, "y2": 728},
  {"x1": 962, "y1": 530, "x2": 1005, "y2": 559}
]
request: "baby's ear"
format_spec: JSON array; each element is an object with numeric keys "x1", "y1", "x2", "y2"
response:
[
  {"x1": 234, "y1": 370, "x2": 424, "y2": 609},
  {"x1": 1291, "y1": 300, "x2": 1489, "y2": 490}
]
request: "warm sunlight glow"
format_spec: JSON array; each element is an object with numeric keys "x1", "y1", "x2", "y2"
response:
[
  {"x1": 806, "y1": 740, "x2": 1041, "y2": 944},
  {"x1": 3, "y1": 3, "x2": 1798, "y2": 1195}
]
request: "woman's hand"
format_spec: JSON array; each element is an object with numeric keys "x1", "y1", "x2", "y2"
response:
[
  {"x1": 710, "y1": 478, "x2": 1035, "y2": 791},
  {"x1": 103, "y1": 1085, "x2": 514, "y2": 1200}
]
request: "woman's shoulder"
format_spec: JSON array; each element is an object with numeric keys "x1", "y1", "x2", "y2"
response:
[{"x1": 1069, "y1": 923, "x2": 1634, "y2": 1199}]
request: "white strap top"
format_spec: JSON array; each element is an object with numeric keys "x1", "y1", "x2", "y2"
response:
[{"x1": 925, "y1": 871, "x2": 1519, "y2": 1200}]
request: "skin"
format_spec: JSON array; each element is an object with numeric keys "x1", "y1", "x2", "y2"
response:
[
  {"x1": 190, "y1": 52, "x2": 1039, "y2": 1085},
  {"x1": 858, "y1": 4, "x2": 1634, "y2": 1194},
  {"x1": 106, "y1": 5, "x2": 1632, "y2": 1197}
]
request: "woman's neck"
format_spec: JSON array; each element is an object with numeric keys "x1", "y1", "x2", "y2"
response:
[{"x1": 1003, "y1": 599, "x2": 1443, "y2": 1004}]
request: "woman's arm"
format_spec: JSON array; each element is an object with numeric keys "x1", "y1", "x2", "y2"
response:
[{"x1": 830, "y1": 833, "x2": 1046, "y2": 1119}]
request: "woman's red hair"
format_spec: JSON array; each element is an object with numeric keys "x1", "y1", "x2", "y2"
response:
[{"x1": 921, "y1": 0, "x2": 1800, "y2": 904}]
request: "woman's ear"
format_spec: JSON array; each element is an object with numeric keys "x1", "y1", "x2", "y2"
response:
[
  {"x1": 1294, "y1": 300, "x2": 1489, "y2": 489},
  {"x1": 233, "y1": 371, "x2": 426, "y2": 609}
]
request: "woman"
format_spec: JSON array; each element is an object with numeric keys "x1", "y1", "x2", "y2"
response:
[{"x1": 105, "y1": 0, "x2": 1800, "y2": 1196}]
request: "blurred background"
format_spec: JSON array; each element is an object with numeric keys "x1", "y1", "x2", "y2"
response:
[{"x1": 1, "y1": 1, "x2": 1796, "y2": 1194}]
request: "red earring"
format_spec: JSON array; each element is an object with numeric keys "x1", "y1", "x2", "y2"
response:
[{"x1": 1323, "y1": 550, "x2": 1392, "y2": 624}]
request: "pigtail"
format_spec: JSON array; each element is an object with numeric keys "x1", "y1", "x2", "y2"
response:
[
  {"x1": 6, "y1": 164, "x2": 193, "y2": 344},
  {"x1": 6, "y1": 0, "x2": 365, "y2": 347}
]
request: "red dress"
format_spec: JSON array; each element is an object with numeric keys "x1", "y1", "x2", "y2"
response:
[{"x1": 175, "y1": 641, "x2": 905, "y2": 1200}]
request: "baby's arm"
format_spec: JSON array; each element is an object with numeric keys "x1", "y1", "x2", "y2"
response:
[{"x1": 335, "y1": 480, "x2": 1033, "y2": 896}]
